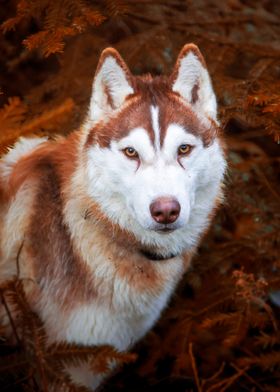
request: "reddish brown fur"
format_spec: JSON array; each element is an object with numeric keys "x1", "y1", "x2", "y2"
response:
[
  {"x1": 84, "y1": 199, "x2": 169, "y2": 294},
  {"x1": 0, "y1": 178, "x2": 7, "y2": 204},
  {"x1": 27, "y1": 161, "x2": 97, "y2": 311},
  {"x1": 191, "y1": 83, "x2": 199, "y2": 104},
  {"x1": 4, "y1": 131, "x2": 171, "y2": 310},
  {"x1": 86, "y1": 75, "x2": 217, "y2": 150},
  {"x1": 85, "y1": 198, "x2": 139, "y2": 247},
  {"x1": 95, "y1": 48, "x2": 133, "y2": 86},
  {"x1": 2, "y1": 44, "x2": 219, "y2": 315},
  {"x1": 86, "y1": 95, "x2": 155, "y2": 148},
  {"x1": 86, "y1": 44, "x2": 216, "y2": 151},
  {"x1": 169, "y1": 43, "x2": 207, "y2": 86},
  {"x1": 104, "y1": 83, "x2": 116, "y2": 110},
  {"x1": 4, "y1": 53, "x2": 219, "y2": 319},
  {"x1": 157, "y1": 93, "x2": 218, "y2": 147},
  {"x1": 4, "y1": 134, "x2": 97, "y2": 310}
]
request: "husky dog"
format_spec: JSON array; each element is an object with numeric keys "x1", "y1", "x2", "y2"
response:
[{"x1": 0, "y1": 44, "x2": 226, "y2": 389}]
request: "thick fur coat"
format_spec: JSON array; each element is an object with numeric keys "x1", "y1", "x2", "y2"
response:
[{"x1": 0, "y1": 44, "x2": 226, "y2": 389}]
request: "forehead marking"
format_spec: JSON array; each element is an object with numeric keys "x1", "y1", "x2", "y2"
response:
[{"x1": 150, "y1": 106, "x2": 160, "y2": 152}]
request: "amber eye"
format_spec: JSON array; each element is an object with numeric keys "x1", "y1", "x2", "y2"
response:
[
  {"x1": 123, "y1": 147, "x2": 139, "y2": 159},
  {"x1": 178, "y1": 144, "x2": 193, "y2": 156}
]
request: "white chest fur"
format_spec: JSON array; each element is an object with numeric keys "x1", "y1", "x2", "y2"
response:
[
  {"x1": 61, "y1": 282, "x2": 175, "y2": 350},
  {"x1": 40, "y1": 252, "x2": 184, "y2": 351},
  {"x1": 42, "y1": 192, "x2": 186, "y2": 350}
]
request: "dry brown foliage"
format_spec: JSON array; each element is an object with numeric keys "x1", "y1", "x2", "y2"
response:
[{"x1": 0, "y1": 0, "x2": 279, "y2": 391}]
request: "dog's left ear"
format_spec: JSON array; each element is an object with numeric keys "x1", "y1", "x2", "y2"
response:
[
  {"x1": 89, "y1": 48, "x2": 134, "y2": 123},
  {"x1": 171, "y1": 44, "x2": 217, "y2": 120}
]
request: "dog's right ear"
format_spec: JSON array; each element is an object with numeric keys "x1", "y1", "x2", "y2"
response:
[{"x1": 88, "y1": 48, "x2": 134, "y2": 123}]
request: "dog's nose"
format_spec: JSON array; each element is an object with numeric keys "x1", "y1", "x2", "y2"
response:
[{"x1": 150, "y1": 197, "x2": 181, "y2": 224}]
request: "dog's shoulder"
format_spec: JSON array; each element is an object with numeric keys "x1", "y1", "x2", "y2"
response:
[
  {"x1": 0, "y1": 137, "x2": 54, "y2": 198},
  {"x1": 0, "y1": 133, "x2": 81, "y2": 200}
]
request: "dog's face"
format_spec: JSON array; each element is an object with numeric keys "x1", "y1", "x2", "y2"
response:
[{"x1": 84, "y1": 45, "x2": 226, "y2": 254}]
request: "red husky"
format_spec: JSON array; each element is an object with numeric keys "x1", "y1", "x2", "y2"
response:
[{"x1": 0, "y1": 44, "x2": 226, "y2": 389}]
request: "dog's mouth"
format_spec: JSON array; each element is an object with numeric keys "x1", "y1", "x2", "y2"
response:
[
  {"x1": 140, "y1": 249, "x2": 178, "y2": 261},
  {"x1": 155, "y1": 226, "x2": 176, "y2": 234},
  {"x1": 157, "y1": 228, "x2": 174, "y2": 234}
]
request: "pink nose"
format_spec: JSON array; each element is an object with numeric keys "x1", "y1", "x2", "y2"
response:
[{"x1": 150, "y1": 197, "x2": 181, "y2": 224}]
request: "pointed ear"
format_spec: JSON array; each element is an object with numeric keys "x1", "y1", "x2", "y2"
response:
[
  {"x1": 88, "y1": 48, "x2": 134, "y2": 123},
  {"x1": 171, "y1": 44, "x2": 217, "y2": 120}
]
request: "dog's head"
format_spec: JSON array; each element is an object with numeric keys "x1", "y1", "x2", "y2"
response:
[{"x1": 83, "y1": 44, "x2": 226, "y2": 255}]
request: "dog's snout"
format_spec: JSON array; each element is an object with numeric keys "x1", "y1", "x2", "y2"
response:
[{"x1": 150, "y1": 197, "x2": 181, "y2": 224}]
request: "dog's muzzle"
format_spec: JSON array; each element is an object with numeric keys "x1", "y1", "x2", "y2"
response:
[{"x1": 150, "y1": 197, "x2": 181, "y2": 225}]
